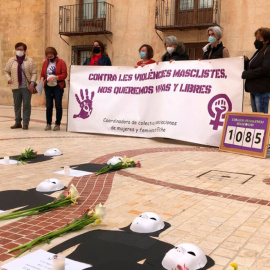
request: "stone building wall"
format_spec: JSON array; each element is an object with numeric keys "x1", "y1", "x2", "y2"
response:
[{"x1": 0, "y1": 0, "x2": 269, "y2": 112}]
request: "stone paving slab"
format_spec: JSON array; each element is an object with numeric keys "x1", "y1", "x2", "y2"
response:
[{"x1": 0, "y1": 105, "x2": 270, "y2": 269}]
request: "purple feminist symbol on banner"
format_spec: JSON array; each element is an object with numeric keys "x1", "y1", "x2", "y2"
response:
[
  {"x1": 73, "y1": 89, "x2": 95, "y2": 119},
  {"x1": 208, "y1": 94, "x2": 232, "y2": 130}
]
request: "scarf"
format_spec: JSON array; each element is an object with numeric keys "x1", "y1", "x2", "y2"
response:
[{"x1": 16, "y1": 55, "x2": 26, "y2": 85}]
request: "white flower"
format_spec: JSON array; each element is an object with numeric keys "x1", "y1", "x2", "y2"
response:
[
  {"x1": 69, "y1": 184, "x2": 80, "y2": 204},
  {"x1": 107, "y1": 156, "x2": 123, "y2": 166},
  {"x1": 93, "y1": 203, "x2": 106, "y2": 220}
]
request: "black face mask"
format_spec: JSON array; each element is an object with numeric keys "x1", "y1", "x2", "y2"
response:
[
  {"x1": 93, "y1": 46, "x2": 101, "y2": 54},
  {"x1": 254, "y1": 39, "x2": 264, "y2": 50},
  {"x1": 49, "y1": 57, "x2": 56, "y2": 63}
]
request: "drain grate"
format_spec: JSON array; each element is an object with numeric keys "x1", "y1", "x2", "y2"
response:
[{"x1": 197, "y1": 170, "x2": 255, "y2": 184}]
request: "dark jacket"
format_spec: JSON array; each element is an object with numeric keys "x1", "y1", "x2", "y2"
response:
[
  {"x1": 162, "y1": 44, "x2": 189, "y2": 61},
  {"x1": 202, "y1": 42, "x2": 225, "y2": 59},
  {"x1": 83, "y1": 55, "x2": 112, "y2": 66},
  {"x1": 242, "y1": 44, "x2": 270, "y2": 93}
]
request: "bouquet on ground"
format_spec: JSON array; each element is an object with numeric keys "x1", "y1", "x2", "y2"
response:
[
  {"x1": 9, "y1": 203, "x2": 106, "y2": 258},
  {"x1": 0, "y1": 184, "x2": 80, "y2": 220},
  {"x1": 96, "y1": 156, "x2": 141, "y2": 175},
  {"x1": 17, "y1": 147, "x2": 37, "y2": 164}
]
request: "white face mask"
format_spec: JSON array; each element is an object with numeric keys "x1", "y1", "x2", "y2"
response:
[
  {"x1": 16, "y1": 50, "x2": 24, "y2": 57},
  {"x1": 167, "y1": 47, "x2": 175, "y2": 54},
  {"x1": 44, "y1": 148, "x2": 62, "y2": 156},
  {"x1": 130, "y1": 212, "x2": 165, "y2": 233},
  {"x1": 162, "y1": 243, "x2": 207, "y2": 270},
  {"x1": 36, "y1": 178, "x2": 64, "y2": 192}
]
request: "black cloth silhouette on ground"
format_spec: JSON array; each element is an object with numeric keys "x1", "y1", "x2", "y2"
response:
[
  {"x1": 68, "y1": 163, "x2": 107, "y2": 173},
  {"x1": 0, "y1": 188, "x2": 62, "y2": 211},
  {"x1": 7, "y1": 154, "x2": 55, "y2": 164},
  {"x1": 49, "y1": 229, "x2": 173, "y2": 270},
  {"x1": 49, "y1": 223, "x2": 215, "y2": 270}
]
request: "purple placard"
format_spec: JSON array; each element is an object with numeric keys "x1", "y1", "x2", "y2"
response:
[{"x1": 223, "y1": 115, "x2": 269, "y2": 152}]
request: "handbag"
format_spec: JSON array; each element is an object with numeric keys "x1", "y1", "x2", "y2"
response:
[{"x1": 20, "y1": 64, "x2": 38, "y2": 94}]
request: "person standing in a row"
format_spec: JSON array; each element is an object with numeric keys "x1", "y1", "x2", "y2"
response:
[
  {"x1": 4, "y1": 42, "x2": 37, "y2": 130},
  {"x1": 202, "y1": 26, "x2": 230, "y2": 59},
  {"x1": 40, "y1": 47, "x2": 67, "y2": 131},
  {"x1": 83, "y1": 40, "x2": 111, "y2": 66},
  {"x1": 162, "y1": 36, "x2": 189, "y2": 62},
  {"x1": 242, "y1": 27, "x2": 270, "y2": 113}
]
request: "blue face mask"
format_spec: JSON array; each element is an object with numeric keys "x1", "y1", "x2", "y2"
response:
[
  {"x1": 208, "y1": 36, "x2": 217, "y2": 43},
  {"x1": 140, "y1": 51, "x2": 146, "y2": 59}
]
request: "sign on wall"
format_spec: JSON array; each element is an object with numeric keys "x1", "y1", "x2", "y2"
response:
[
  {"x1": 67, "y1": 57, "x2": 244, "y2": 147},
  {"x1": 220, "y1": 112, "x2": 270, "y2": 158}
]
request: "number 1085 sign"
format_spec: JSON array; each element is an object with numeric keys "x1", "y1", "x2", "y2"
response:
[{"x1": 220, "y1": 112, "x2": 270, "y2": 158}]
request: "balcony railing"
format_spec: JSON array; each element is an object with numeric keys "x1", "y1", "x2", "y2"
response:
[
  {"x1": 155, "y1": 0, "x2": 220, "y2": 31},
  {"x1": 59, "y1": 2, "x2": 113, "y2": 36}
]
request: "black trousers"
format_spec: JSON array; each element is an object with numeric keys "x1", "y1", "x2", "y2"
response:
[{"x1": 45, "y1": 84, "x2": 64, "y2": 125}]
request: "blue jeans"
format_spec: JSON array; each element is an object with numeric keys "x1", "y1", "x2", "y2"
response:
[
  {"x1": 250, "y1": 92, "x2": 270, "y2": 113},
  {"x1": 45, "y1": 84, "x2": 64, "y2": 125}
]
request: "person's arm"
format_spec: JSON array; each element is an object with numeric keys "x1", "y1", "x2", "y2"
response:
[
  {"x1": 4, "y1": 58, "x2": 13, "y2": 83},
  {"x1": 30, "y1": 59, "x2": 37, "y2": 83},
  {"x1": 56, "y1": 60, "x2": 67, "y2": 81},
  {"x1": 242, "y1": 49, "x2": 270, "y2": 79},
  {"x1": 106, "y1": 56, "x2": 112, "y2": 66},
  {"x1": 223, "y1": 48, "x2": 230, "y2": 58}
]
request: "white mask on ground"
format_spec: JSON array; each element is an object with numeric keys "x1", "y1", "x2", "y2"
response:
[
  {"x1": 36, "y1": 178, "x2": 64, "y2": 192},
  {"x1": 44, "y1": 148, "x2": 62, "y2": 156},
  {"x1": 130, "y1": 212, "x2": 165, "y2": 233},
  {"x1": 162, "y1": 243, "x2": 207, "y2": 270}
]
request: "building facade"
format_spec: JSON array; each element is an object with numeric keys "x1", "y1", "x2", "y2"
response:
[{"x1": 0, "y1": 0, "x2": 269, "y2": 110}]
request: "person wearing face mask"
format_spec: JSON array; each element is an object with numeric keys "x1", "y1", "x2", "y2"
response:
[
  {"x1": 161, "y1": 36, "x2": 189, "y2": 62},
  {"x1": 242, "y1": 27, "x2": 270, "y2": 113},
  {"x1": 40, "y1": 47, "x2": 67, "y2": 131},
  {"x1": 135, "y1": 44, "x2": 156, "y2": 67},
  {"x1": 4, "y1": 42, "x2": 37, "y2": 130},
  {"x1": 202, "y1": 26, "x2": 229, "y2": 59},
  {"x1": 83, "y1": 40, "x2": 111, "y2": 66}
]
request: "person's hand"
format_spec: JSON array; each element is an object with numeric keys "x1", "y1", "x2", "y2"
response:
[
  {"x1": 156, "y1": 61, "x2": 159, "y2": 65},
  {"x1": 243, "y1": 55, "x2": 249, "y2": 61},
  {"x1": 169, "y1": 59, "x2": 175, "y2": 63},
  {"x1": 47, "y1": 76, "x2": 56, "y2": 82},
  {"x1": 198, "y1": 58, "x2": 202, "y2": 61},
  {"x1": 28, "y1": 84, "x2": 35, "y2": 94},
  {"x1": 134, "y1": 65, "x2": 139, "y2": 68},
  {"x1": 8, "y1": 79, "x2": 12, "y2": 84}
]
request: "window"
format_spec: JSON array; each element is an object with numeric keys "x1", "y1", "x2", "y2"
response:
[
  {"x1": 179, "y1": 0, "x2": 213, "y2": 10},
  {"x1": 71, "y1": 45, "x2": 93, "y2": 65},
  {"x1": 199, "y1": 0, "x2": 213, "y2": 8},
  {"x1": 180, "y1": 0, "x2": 194, "y2": 10},
  {"x1": 81, "y1": 0, "x2": 106, "y2": 20}
]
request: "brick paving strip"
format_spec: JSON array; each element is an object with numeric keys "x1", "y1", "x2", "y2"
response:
[{"x1": 0, "y1": 146, "x2": 269, "y2": 262}]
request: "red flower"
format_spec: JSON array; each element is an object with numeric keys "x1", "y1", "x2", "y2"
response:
[
  {"x1": 34, "y1": 151, "x2": 38, "y2": 155},
  {"x1": 177, "y1": 265, "x2": 189, "y2": 270},
  {"x1": 135, "y1": 161, "x2": 141, "y2": 167}
]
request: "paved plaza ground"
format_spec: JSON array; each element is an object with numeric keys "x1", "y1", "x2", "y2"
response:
[{"x1": 0, "y1": 104, "x2": 270, "y2": 269}]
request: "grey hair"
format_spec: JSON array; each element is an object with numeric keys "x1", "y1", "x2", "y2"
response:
[
  {"x1": 207, "y1": 26, "x2": 223, "y2": 40},
  {"x1": 164, "y1": 35, "x2": 179, "y2": 46}
]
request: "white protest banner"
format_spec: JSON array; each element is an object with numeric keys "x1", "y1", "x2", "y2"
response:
[{"x1": 67, "y1": 57, "x2": 244, "y2": 147}]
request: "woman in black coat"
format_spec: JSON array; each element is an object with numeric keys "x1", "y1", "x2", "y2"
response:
[
  {"x1": 161, "y1": 36, "x2": 189, "y2": 62},
  {"x1": 242, "y1": 27, "x2": 270, "y2": 113}
]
